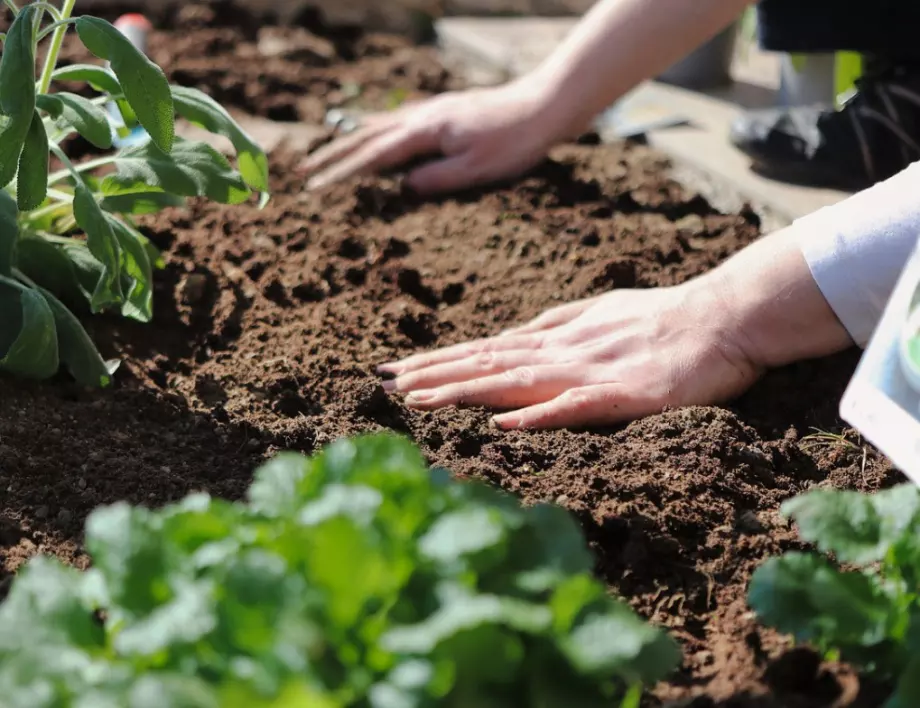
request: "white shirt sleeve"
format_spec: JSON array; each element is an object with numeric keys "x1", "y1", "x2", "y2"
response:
[{"x1": 798, "y1": 161, "x2": 920, "y2": 348}]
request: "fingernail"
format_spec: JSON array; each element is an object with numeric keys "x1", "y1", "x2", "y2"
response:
[
  {"x1": 381, "y1": 380, "x2": 398, "y2": 392},
  {"x1": 405, "y1": 391, "x2": 435, "y2": 404},
  {"x1": 306, "y1": 177, "x2": 324, "y2": 190}
]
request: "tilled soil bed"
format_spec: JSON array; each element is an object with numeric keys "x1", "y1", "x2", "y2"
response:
[{"x1": 0, "y1": 3, "x2": 905, "y2": 707}]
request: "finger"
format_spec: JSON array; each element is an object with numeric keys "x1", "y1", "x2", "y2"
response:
[
  {"x1": 403, "y1": 365, "x2": 587, "y2": 411},
  {"x1": 378, "y1": 333, "x2": 546, "y2": 376},
  {"x1": 307, "y1": 126, "x2": 438, "y2": 189},
  {"x1": 299, "y1": 120, "x2": 393, "y2": 177},
  {"x1": 405, "y1": 152, "x2": 481, "y2": 195},
  {"x1": 384, "y1": 348, "x2": 567, "y2": 393},
  {"x1": 500, "y1": 296, "x2": 603, "y2": 336},
  {"x1": 492, "y1": 383, "x2": 647, "y2": 430}
]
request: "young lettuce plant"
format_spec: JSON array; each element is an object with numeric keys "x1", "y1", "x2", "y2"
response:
[
  {"x1": 0, "y1": 0, "x2": 268, "y2": 387},
  {"x1": 0, "y1": 434, "x2": 680, "y2": 707},
  {"x1": 748, "y1": 484, "x2": 920, "y2": 708}
]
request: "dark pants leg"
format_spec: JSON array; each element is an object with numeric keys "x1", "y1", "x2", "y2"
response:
[{"x1": 757, "y1": 0, "x2": 920, "y2": 57}]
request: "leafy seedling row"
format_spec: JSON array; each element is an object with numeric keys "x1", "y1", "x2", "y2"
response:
[{"x1": 0, "y1": 434, "x2": 681, "y2": 707}]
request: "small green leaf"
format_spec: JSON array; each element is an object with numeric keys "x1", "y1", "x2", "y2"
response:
[
  {"x1": 73, "y1": 185, "x2": 123, "y2": 311},
  {"x1": 0, "y1": 190, "x2": 18, "y2": 276},
  {"x1": 382, "y1": 591, "x2": 552, "y2": 654},
  {"x1": 106, "y1": 215, "x2": 153, "y2": 321},
  {"x1": 782, "y1": 486, "x2": 920, "y2": 565},
  {"x1": 562, "y1": 603, "x2": 680, "y2": 684},
  {"x1": 37, "y1": 92, "x2": 113, "y2": 149},
  {"x1": 101, "y1": 190, "x2": 185, "y2": 216},
  {"x1": 0, "y1": 5, "x2": 38, "y2": 188},
  {"x1": 75, "y1": 16, "x2": 174, "y2": 153},
  {"x1": 248, "y1": 452, "x2": 310, "y2": 517},
  {"x1": 171, "y1": 85, "x2": 270, "y2": 193},
  {"x1": 748, "y1": 553, "x2": 896, "y2": 649},
  {"x1": 0, "y1": 556, "x2": 104, "y2": 651},
  {"x1": 16, "y1": 111, "x2": 49, "y2": 211},
  {"x1": 37, "y1": 286, "x2": 115, "y2": 388},
  {"x1": 50, "y1": 64, "x2": 123, "y2": 96},
  {"x1": 419, "y1": 508, "x2": 507, "y2": 564},
  {"x1": 84, "y1": 503, "x2": 171, "y2": 615},
  {"x1": 0, "y1": 277, "x2": 60, "y2": 380},
  {"x1": 103, "y1": 139, "x2": 250, "y2": 204},
  {"x1": 114, "y1": 581, "x2": 217, "y2": 657}
]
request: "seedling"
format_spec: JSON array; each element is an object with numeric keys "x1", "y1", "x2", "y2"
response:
[
  {"x1": 0, "y1": 0, "x2": 269, "y2": 386},
  {"x1": 749, "y1": 484, "x2": 920, "y2": 707},
  {"x1": 800, "y1": 427, "x2": 870, "y2": 476},
  {"x1": 0, "y1": 434, "x2": 680, "y2": 706}
]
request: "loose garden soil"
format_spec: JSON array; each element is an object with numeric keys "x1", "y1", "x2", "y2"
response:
[{"x1": 0, "y1": 3, "x2": 905, "y2": 706}]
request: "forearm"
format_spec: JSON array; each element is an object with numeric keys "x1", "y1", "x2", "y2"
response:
[
  {"x1": 528, "y1": 0, "x2": 754, "y2": 136},
  {"x1": 695, "y1": 161, "x2": 920, "y2": 369}
]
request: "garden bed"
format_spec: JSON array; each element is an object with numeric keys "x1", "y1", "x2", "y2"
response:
[{"x1": 0, "y1": 3, "x2": 903, "y2": 706}]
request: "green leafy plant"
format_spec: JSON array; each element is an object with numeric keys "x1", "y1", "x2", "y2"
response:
[
  {"x1": 748, "y1": 484, "x2": 920, "y2": 708},
  {"x1": 0, "y1": 0, "x2": 268, "y2": 387},
  {"x1": 0, "y1": 434, "x2": 680, "y2": 707}
]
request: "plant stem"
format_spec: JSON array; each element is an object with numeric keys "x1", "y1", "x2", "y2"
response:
[
  {"x1": 37, "y1": 0, "x2": 78, "y2": 95},
  {"x1": 48, "y1": 155, "x2": 117, "y2": 186},
  {"x1": 31, "y1": 2, "x2": 63, "y2": 22},
  {"x1": 49, "y1": 142, "x2": 86, "y2": 187},
  {"x1": 37, "y1": 17, "x2": 78, "y2": 43},
  {"x1": 25, "y1": 198, "x2": 73, "y2": 223},
  {"x1": 12, "y1": 268, "x2": 39, "y2": 289},
  {"x1": 2, "y1": 0, "x2": 18, "y2": 16},
  {"x1": 35, "y1": 232, "x2": 82, "y2": 245}
]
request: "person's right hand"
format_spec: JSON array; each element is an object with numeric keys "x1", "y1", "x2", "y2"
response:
[{"x1": 300, "y1": 79, "x2": 571, "y2": 195}]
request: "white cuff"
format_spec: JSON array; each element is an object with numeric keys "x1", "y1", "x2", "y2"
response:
[{"x1": 798, "y1": 161, "x2": 920, "y2": 348}]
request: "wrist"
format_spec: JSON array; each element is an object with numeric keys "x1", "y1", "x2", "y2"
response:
[
  {"x1": 508, "y1": 71, "x2": 590, "y2": 145},
  {"x1": 707, "y1": 228, "x2": 854, "y2": 371}
]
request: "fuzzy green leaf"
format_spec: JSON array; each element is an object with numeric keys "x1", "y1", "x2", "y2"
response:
[
  {"x1": 101, "y1": 190, "x2": 185, "y2": 216},
  {"x1": 103, "y1": 139, "x2": 250, "y2": 204},
  {"x1": 16, "y1": 111, "x2": 49, "y2": 211},
  {"x1": 0, "y1": 5, "x2": 38, "y2": 188},
  {"x1": 171, "y1": 85, "x2": 270, "y2": 193},
  {"x1": 50, "y1": 64, "x2": 123, "y2": 96},
  {"x1": 0, "y1": 277, "x2": 59, "y2": 380},
  {"x1": 106, "y1": 215, "x2": 153, "y2": 322},
  {"x1": 0, "y1": 190, "x2": 18, "y2": 276},
  {"x1": 75, "y1": 16, "x2": 174, "y2": 153},
  {"x1": 73, "y1": 186, "x2": 123, "y2": 311},
  {"x1": 38, "y1": 286, "x2": 115, "y2": 388},
  {"x1": 37, "y1": 92, "x2": 113, "y2": 149}
]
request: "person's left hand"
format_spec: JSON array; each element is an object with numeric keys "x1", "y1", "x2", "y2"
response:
[{"x1": 378, "y1": 283, "x2": 763, "y2": 430}]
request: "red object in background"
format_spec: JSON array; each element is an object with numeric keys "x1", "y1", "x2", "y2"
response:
[{"x1": 114, "y1": 13, "x2": 152, "y2": 54}]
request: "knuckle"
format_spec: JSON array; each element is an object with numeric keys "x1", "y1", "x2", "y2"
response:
[
  {"x1": 473, "y1": 352, "x2": 496, "y2": 371},
  {"x1": 503, "y1": 366, "x2": 536, "y2": 386},
  {"x1": 561, "y1": 389, "x2": 594, "y2": 411}
]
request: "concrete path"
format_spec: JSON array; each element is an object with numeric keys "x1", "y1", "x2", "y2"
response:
[{"x1": 437, "y1": 17, "x2": 852, "y2": 227}]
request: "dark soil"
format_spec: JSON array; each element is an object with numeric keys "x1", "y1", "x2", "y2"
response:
[{"x1": 0, "y1": 4, "x2": 903, "y2": 706}]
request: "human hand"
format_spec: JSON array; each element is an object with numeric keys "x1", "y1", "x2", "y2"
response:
[
  {"x1": 300, "y1": 79, "x2": 569, "y2": 194},
  {"x1": 378, "y1": 283, "x2": 763, "y2": 430}
]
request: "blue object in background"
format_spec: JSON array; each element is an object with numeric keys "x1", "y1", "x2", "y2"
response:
[{"x1": 108, "y1": 14, "x2": 153, "y2": 149}]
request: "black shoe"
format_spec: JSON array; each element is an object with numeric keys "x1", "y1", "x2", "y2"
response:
[{"x1": 730, "y1": 64, "x2": 920, "y2": 190}]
